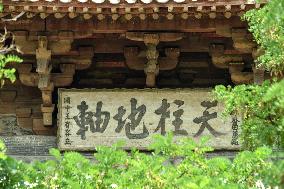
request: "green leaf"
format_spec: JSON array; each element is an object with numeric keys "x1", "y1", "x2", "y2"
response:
[{"x1": 49, "y1": 148, "x2": 61, "y2": 160}]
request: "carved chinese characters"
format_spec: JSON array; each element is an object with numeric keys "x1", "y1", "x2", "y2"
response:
[
  {"x1": 63, "y1": 97, "x2": 73, "y2": 145},
  {"x1": 58, "y1": 89, "x2": 240, "y2": 150}
]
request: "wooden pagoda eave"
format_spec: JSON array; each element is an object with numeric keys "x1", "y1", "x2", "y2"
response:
[
  {"x1": 1, "y1": 0, "x2": 267, "y2": 21},
  {"x1": 2, "y1": 0, "x2": 266, "y2": 8}
]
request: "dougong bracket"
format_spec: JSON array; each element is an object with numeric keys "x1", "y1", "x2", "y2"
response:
[{"x1": 124, "y1": 32, "x2": 183, "y2": 87}]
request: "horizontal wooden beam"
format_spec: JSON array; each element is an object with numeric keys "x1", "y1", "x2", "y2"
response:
[{"x1": 0, "y1": 16, "x2": 246, "y2": 36}]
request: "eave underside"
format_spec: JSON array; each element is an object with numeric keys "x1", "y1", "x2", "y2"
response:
[{"x1": 0, "y1": 2, "x2": 268, "y2": 132}]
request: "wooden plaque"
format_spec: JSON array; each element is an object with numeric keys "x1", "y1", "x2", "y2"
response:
[{"x1": 58, "y1": 89, "x2": 240, "y2": 150}]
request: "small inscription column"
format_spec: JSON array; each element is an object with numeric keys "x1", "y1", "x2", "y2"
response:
[
  {"x1": 63, "y1": 96, "x2": 73, "y2": 145},
  {"x1": 231, "y1": 115, "x2": 239, "y2": 145}
]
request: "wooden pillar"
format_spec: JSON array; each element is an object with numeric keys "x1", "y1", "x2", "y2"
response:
[
  {"x1": 36, "y1": 36, "x2": 54, "y2": 126},
  {"x1": 40, "y1": 83, "x2": 55, "y2": 126},
  {"x1": 144, "y1": 34, "x2": 159, "y2": 87}
]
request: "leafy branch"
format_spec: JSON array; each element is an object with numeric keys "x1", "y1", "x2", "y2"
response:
[
  {"x1": 0, "y1": 54, "x2": 22, "y2": 87},
  {"x1": 243, "y1": 0, "x2": 284, "y2": 75}
]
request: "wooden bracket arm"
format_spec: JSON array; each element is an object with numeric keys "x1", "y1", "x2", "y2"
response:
[
  {"x1": 231, "y1": 28, "x2": 256, "y2": 53},
  {"x1": 124, "y1": 47, "x2": 145, "y2": 70},
  {"x1": 159, "y1": 48, "x2": 180, "y2": 70},
  {"x1": 210, "y1": 44, "x2": 243, "y2": 69},
  {"x1": 18, "y1": 64, "x2": 38, "y2": 86},
  {"x1": 69, "y1": 46, "x2": 94, "y2": 70},
  {"x1": 212, "y1": 54, "x2": 243, "y2": 69},
  {"x1": 229, "y1": 63, "x2": 253, "y2": 84},
  {"x1": 51, "y1": 64, "x2": 76, "y2": 87}
]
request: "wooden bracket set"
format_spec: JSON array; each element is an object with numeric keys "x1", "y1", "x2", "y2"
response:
[
  {"x1": 17, "y1": 36, "x2": 94, "y2": 127},
  {"x1": 124, "y1": 32, "x2": 182, "y2": 87},
  {"x1": 209, "y1": 43, "x2": 258, "y2": 84}
]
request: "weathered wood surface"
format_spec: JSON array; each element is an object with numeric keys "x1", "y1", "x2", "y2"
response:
[{"x1": 58, "y1": 88, "x2": 240, "y2": 151}]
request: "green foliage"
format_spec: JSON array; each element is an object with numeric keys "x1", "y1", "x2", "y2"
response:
[
  {"x1": 0, "y1": 134, "x2": 283, "y2": 189},
  {"x1": 213, "y1": 0, "x2": 284, "y2": 154},
  {"x1": 214, "y1": 80, "x2": 284, "y2": 150},
  {"x1": 243, "y1": 0, "x2": 284, "y2": 74},
  {"x1": 0, "y1": 54, "x2": 22, "y2": 87}
]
